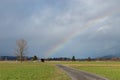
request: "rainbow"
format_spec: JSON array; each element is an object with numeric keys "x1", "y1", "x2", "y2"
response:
[{"x1": 44, "y1": 8, "x2": 118, "y2": 58}]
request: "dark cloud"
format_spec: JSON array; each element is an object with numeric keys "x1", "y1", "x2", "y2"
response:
[{"x1": 0, "y1": 0, "x2": 120, "y2": 58}]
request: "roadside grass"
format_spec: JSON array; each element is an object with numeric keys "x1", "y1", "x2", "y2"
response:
[
  {"x1": 0, "y1": 61, "x2": 70, "y2": 80},
  {"x1": 60, "y1": 61, "x2": 120, "y2": 80},
  {"x1": 1, "y1": 61, "x2": 120, "y2": 80},
  {"x1": 73, "y1": 66, "x2": 120, "y2": 80}
]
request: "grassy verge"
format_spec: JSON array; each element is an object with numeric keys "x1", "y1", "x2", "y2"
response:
[
  {"x1": 1, "y1": 61, "x2": 119, "y2": 80},
  {"x1": 0, "y1": 61, "x2": 70, "y2": 80},
  {"x1": 61, "y1": 61, "x2": 120, "y2": 80},
  {"x1": 74, "y1": 66, "x2": 120, "y2": 80}
]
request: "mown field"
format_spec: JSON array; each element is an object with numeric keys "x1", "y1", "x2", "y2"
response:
[
  {"x1": 60, "y1": 61, "x2": 120, "y2": 80},
  {"x1": 0, "y1": 61, "x2": 120, "y2": 80},
  {"x1": 0, "y1": 61, "x2": 70, "y2": 80}
]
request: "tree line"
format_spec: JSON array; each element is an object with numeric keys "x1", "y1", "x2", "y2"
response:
[{"x1": 1, "y1": 38, "x2": 120, "y2": 62}]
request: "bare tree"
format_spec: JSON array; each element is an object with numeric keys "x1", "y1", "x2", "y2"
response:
[{"x1": 15, "y1": 39, "x2": 27, "y2": 63}]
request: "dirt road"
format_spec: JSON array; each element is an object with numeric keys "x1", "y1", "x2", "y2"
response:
[{"x1": 57, "y1": 65, "x2": 108, "y2": 80}]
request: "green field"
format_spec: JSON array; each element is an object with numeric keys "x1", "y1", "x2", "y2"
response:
[
  {"x1": 61, "y1": 61, "x2": 120, "y2": 80},
  {"x1": 0, "y1": 61, "x2": 70, "y2": 80},
  {"x1": 0, "y1": 61, "x2": 120, "y2": 80}
]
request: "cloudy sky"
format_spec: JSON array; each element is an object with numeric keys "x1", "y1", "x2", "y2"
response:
[{"x1": 0, "y1": 0, "x2": 120, "y2": 58}]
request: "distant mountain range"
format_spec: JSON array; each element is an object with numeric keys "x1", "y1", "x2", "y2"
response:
[
  {"x1": 99, "y1": 53, "x2": 120, "y2": 59},
  {"x1": 0, "y1": 53, "x2": 120, "y2": 61},
  {"x1": 0, "y1": 56, "x2": 32, "y2": 60},
  {"x1": 0, "y1": 56, "x2": 16, "y2": 60}
]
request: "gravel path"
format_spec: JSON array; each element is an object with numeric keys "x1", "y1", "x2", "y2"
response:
[{"x1": 57, "y1": 64, "x2": 108, "y2": 80}]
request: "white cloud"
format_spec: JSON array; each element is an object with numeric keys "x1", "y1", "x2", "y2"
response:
[{"x1": 96, "y1": 26, "x2": 109, "y2": 33}]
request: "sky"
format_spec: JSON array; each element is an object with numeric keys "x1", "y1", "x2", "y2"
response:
[{"x1": 0, "y1": 0, "x2": 120, "y2": 58}]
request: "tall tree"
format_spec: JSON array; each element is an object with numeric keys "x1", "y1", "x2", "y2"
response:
[
  {"x1": 32, "y1": 55, "x2": 38, "y2": 61},
  {"x1": 87, "y1": 57, "x2": 91, "y2": 61},
  {"x1": 72, "y1": 56, "x2": 76, "y2": 61},
  {"x1": 15, "y1": 39, "x2": 27, "y2": 63}
]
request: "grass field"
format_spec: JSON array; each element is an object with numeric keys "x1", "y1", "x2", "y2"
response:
[
  {"x1": 0, "y1": 61, "x2": 120, "y2": 80},
  {"x1": 0, "y1": 61, "x2": 70, "y2": 80},
  {"x1": 61, "y1": 61, "x2": 120, "y2": 80}
]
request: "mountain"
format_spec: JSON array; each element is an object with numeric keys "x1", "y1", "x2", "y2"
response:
[
  {"x1": 0, "y1": 56, "x2": 17, "y2": 60},
  {"x1": 0, "y1": 56, "x2": 32, "y2": 60},
  {"x1": 99, "y1": 53, "x2": 120, "y2": 59}
]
